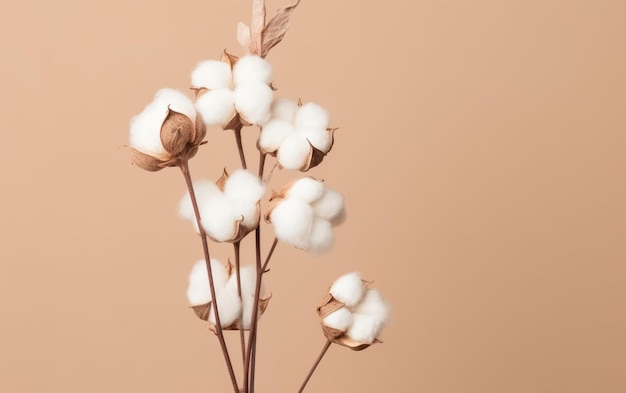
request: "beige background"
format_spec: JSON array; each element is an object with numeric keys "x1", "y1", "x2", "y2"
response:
[{"x1": 1, "y1": 0, "x2": 625, "y2": 392}]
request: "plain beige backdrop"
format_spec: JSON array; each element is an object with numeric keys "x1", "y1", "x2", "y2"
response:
[{"x1": 1, "y1": 0, "x2": 625, "y2": 392}]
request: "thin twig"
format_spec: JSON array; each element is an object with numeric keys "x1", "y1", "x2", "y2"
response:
[
  {"x1": 233, "y1": 241, "x2": 247, "y2": 368},
  {"x1": 179, "y1": 160, "x2": 240, "y2": 393},
  {"x1": 234, "y1": 125, "x2": 247, "y2": 169},
  {"x1": 297, "y1": 340, "x2": 332, "y2": 393},
  {"x1": 262, "y1": 237, "x2": 279, "y2": 273}
]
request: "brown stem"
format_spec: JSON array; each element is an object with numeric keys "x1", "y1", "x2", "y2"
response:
[
  {"x1": 258, "y1": 152, "x2": 266, "y2": 179},
  {"x1": 297, "y1": 340, "x2": 332, "y2": 393},
  {"x1": 234, "y1": 125, "x2": 247, "y2": 169},
  {"x1": 245, "y1": 226, "x2": 263, "y2": 393},
  {"x1": 233, "y1": 241, "x2": 247, "y2": 369},
  {"x1": 179, "y1": 160, "x2": 240, "y2": 393}
]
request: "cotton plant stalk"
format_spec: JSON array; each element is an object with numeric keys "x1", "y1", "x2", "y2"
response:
[{"x1": 126, "y1": 1, "x2": 389, "y2": 392}]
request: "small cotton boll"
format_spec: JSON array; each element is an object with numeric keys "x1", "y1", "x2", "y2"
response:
[
  {"x1": 153, "y1": 88, "x2": 196, "y2": 120},
  {"x1": 224, "y1": 170, "x2": 265, "y2": 203},
  {"x1": 299, "y1": 127, "x2": 332, "y2": 153},
  {"x1": 186, "y1": 259, "x2": 229, "y2": 306},
  {"x1": 345, "y1": 314, "x2": 383, "y2": 344},
  {"x1": 312, "y1": 188, "x2": 345, "y2": 222},
  {"x1": 354, "y1": 289, "x2": 390, "y2": 324},
  {"x1": 307, "y1": 218, "x2": 335, "y2": 254},
  {"x1": 270, "y1": 98, "x2": 299, "y2": 123},
  {"x1": 196, "y1": 88, "x2": 236, "y2": 126},
  {"x1": 286, "y1": 177, "x2": 325, "y2": 203},
  {"x1": 270, "y1": 198, "x2": 315, "y2": 250},
  {"x1": 129, "y1": 103, "x2": 168, "y2": 155},
  {"x1": 200, "y1": 195, "x2": 239, "y2": 242},
  {"x1": 295, "y1": 102, "x2": 330, "y2": 130},
  {"x1": 209, "y1": 284, "x2": 242, "y2": 328},
  {"x1": 277, "y1": 134, "x2": 311, "y2": 170},
  {"x1": 329, "y1": 272, "x2": 365, "y2": 307},
  {"x1": 191, "y1": 60, "x2": 232, "y2": 90},
  {"x1": 258, "y1": 119, "x2": 294, "y2": 153},
  {"x1": 234, "y1": 83, "x2": 273, "y2": 125},
  {"x1": 232, "y1": 55, "x2": 273, "y2": 85},
  {"x1": 323, "y1": 307, "x2": 353, "y2": 331}
]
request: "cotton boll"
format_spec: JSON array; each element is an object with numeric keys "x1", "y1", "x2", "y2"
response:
[
  {"x1": 129, "y1": 103, "x2": 168, "y2": 156},
  {"x1": 269, "y1": 198, "x2": 315, "y2": 249},
  {"x1": 200, "y1": 195, "x2": 239, "y2": 242},
  {"x1": 307, "y1": 218, "x2": 335, "y2": 254},
  {"x1": 196, "y1": 88, "x2": 236, "y2": 127},
  {"x1": 270, "y1": 98, "x2": 298, "y2": 123},
  {"x1": 354, "y1": 289, "x2": 390, "y2": 324},
  {"x1": 234, "y1": 83, "x2": 273, "y2": 125},
  {"x1": 191, "y1": 60, "x2": 232, "y2": 90},
  {"x1": 312, "y1": 188, "x2": 344, "y2": 222},
  {"x1": 286, "y1": 177, "x2": 325, "y2": 203},
  {"x1": 322, "y1": 307, "x2": 353, "y2": 332},
  {"x1": 299, "y1": 127, "x2": 332, "y2": 153},
  {"x1": 209, "y1": 284, "x2": 242, "y2": 328},
  {"x1": 232, "y1": 55, "x2": 273, "y2": 85},
  {"x1": 258, "y1": 119, "x2": 294, "y2": 153},
  {"x1": 186, "y1": 259, "x2": 229, "y2": 306},
  {"x1": 224, "y1": 169, "x2": 265, "y2": 203},
  {"x1": 231, "y1": 198, "x2": 259, "y2": 228},
  {"x1": 277, "y1": 134, "x2": 311, "y2": 170},
  {"x1": 345, "y1": 314, "x2": 383, "y2": 344},
  {"x1": 153, "y1": 88, "x2": 196, "y2": 120},
  {"x1": 295, "y1": 102, "x2": 330, "y2": 130},
  {"x1": 329, "y1": 272, "x2": 365, "y2": 307}
]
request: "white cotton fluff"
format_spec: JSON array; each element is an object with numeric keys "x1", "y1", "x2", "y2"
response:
[
  {"x1": 299, "y1": 127, "x2": 331, "y2": 153},
  {"x1": 232, "y1": 55, "x2": 273, "y2": 85},
  {"x1": 311, "y1": 189, "x2": 344, "y2": 222},
  {"x1": 234, "y1": 83, "x2": 273, "y2": 125},
  {"x1": 200, "y1": 195, "x2": 239, "y2": 242},
  {"x1": 179, "y1": 180, "x2": 222, "y2": 233},
  {"x1": 237, "y1": 267, "x2": 261, "y2": 329},
  {"x1": 353, "y1": 289, "x2": 390, "y2": 324},
  {"x1": 270, "y1": 98, "x2": 299, "y2": 123},
  {"x1": 322, "y1": 307, "x2": 353, "y2": 332},
  {"x1": 295, "y1": 102, "x2": 330, "y2": 130},
  {"x1": 345, "y1": 314, "x2": 383, "y2": 344},
  {"x1": 196, "y1": 88, "x2": 236, "y2": 126},
  {"x1": 153, "y1": 88, "x2": 197, "y2": 120},
  {"x1": 258, "y1": 119, "x2": 294, "y2": 153},
  {"x1": 277, "y1": 134, "x2": 311, "y2": 170},
  {"x1": 230, "y1": 198, "x2": 259, "y2": 228},
  {"x1": 307, "y1": 218, "x2": 335, "y2": 253},
  {"x1": 186, "y1": 259, "x2": 229, "y2": 306},
  {"x1": 286, "y1": 177, "x2": 325, "y2": 203},
  {"x1": 329, "y1": 272, "x2": 365, "y2": 308},
  {"x1": 269, "y1": 198, "x2": 315, "y2": 250},
  {"x1": 191, "y1": 60, "x2": 232, "y2": 90},
  {"x1": 223, "y1": 170, "x2": 266, "y2": 204},
  {"x1": 209, "y1": 284, "x2": 242, "y2": 328}
]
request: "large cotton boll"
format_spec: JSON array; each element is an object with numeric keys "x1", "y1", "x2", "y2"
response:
[
  {"x1": 307, "y1": 218, "x2": 335, "y2": 254},
  {"x1": 209, "y1": 284, "x2": 242, "y2": 328},
  {"x1": 258, "y1": 119, "x2": 294, "y2": 153},
  {"x1": 322, "y1": 307, "x2": 353, "y2": 331},
  {"x1": 234, "y1": 83, "x2": 273, "y2": 125},
  {"x1": 200, "y1": 195, "x2": 239, "y2": 242},
  {"x1": 129, "y1": 102, "x2": 168, "y2": 155},
  {"x1": 277, "y1": 134, "x2": 311, "y2": 170},
  {"x1": 153, "y1": 88, "x2": 196, "y2": 120},
  {"x1": 269, "y1": 198, "x2": 314, "y2": 249},
  {"x1": 329, "y1": 272, "x2": 365, "y2": 308},
  {"x1": 186, "y1": 259, "x2": 229, "y2": 306},
  {"x1": 299, "y1": 127, "x2": 332, "y2": 153},
  {"x1": 345, "y1": 314, "x2": 383, "y2": 344},
  {"x1": 232, "y1": 55, "x2": 273, "y2": 85},
  {"x1": 224, "y1": 169, "x2": 265, "y2": 203},
  {"x1": 179, "y1": 180, "x2": 221, "y2": 233},
  {"x1": 353, "y1": 289, "x2": 390, "y2": 324},
  {"x1": 295, "y1": 102, "x2": 330, "y2": 130},
  {"x1": 196, "y1": 88, "x2": 236, "y2": 127},
  {"x1": 191, "y1": 60, "x2": 232, "y2": 90},
  {"x1": 312, "y1": 188, "x2": 344, "y2": 222},
  {"x1": 286, "y1": 177, "x2": 325, "y2": 203},
  {"x1": 270, "y1": 98, "x2": 298, "y2": 123}
]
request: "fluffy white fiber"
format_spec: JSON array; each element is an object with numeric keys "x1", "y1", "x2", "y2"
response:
[
  {"x1": 354, "y1": 289, "x2": 390, "y2": 323},
  {"x1": 199, "y1": 194, "x2": 240, "y2": 242},
  {"x1": 270, "y1": 98, "x2": 298, "y2": 123},
  {"x1": 270, "y1": 198, "x2": 314, "y2": 250},
  {"x1": 234, "y1": 83, "x2": 273, "y2": 125},
  {"x1": 299, "y1": 128, "x2": 331, "y2": 153},
  {"x1": 232, "y1": 55, "x2": 273, "y2": 85},
  {"x1": 277, "y1": 134, "x2": 311, "y2": 170},
  {"x1": 191, "y1": 60, "x2": 232, "y2": 90},
  {"x1": 258, "y1": 119, "x2": 294, "y2": 153},
  {"x1": 295, "y1": 102, "x2": 330, "y2": 130},
  {"x1": 311, "y1": 188, "x2": 344, "y2": 222},
  {"x1": 129, "y1": 88, "x2": 195, "y2": 155},
  {"x1": 237, "y1": 267, "x2": 261, "y2": 329},
  {"x1": 307, "y1": 218, "x2": 334, "y2": 253},
  {"x1": 179, "y1": 180, "x2": 221, "y2": 233},
  {"x1": 345, "y1": 314, "x2": 383, "y2": 344},
  {"x1": 186, "y1": 259, "x2": 229, "y2": 306},
  {"x1": 196, "y1": 88, "x2": 236, "y2": 127},
  {"x1": 329, "y1": 272, "x2": 365, "y2": 307},
  {"x1": 322, "y1": 307, "x2": 353, "y2": 331},
  {"x1": 223, "y1": 169, "x2": 266, "y2": 203},
  {"x1": 209, "y1": 285, "x2": 242, "y2": 328},
  {"x1": 286, "y1": 177, "x2": 325, "y2": 203}
]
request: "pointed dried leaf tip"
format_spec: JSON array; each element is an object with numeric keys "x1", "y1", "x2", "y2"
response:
[
  {"x1": 251, "y1": 0, "x2": 266, "y2": 55},
  {"x1": 128, "y1": 147, "x2": 167, "y2": 172},
  {"x1": 261, "y1": 0, "x2": 301, "y2": 57}
]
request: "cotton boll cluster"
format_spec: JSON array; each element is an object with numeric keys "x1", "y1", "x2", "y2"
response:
[
  {"x1": 318, "y1": 272, "x2": 390, "y2": 350},
  {"x1": 179, "y1": 169, "x2": 266, "y2": 242},
  {"x1": 258, "y1": 99, "x2": 335, "y2": 171},
  {"x1": 266, "y1": 177, "x2": 345, "y2": 253},
  {"x1": 192, "y1": 54, "x2": 274, "y2": 128},
  {"x1": 187, "y1": 259, "x2": 269, "y2": 329}
]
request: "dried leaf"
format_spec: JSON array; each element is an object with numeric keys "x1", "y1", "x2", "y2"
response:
[
  {"x1": 251, "y1": 0, "x2": 266, "y2": 55},
  {"x1": 191, "y1": 302, "x2": 211, "y2": 321},
  {"x1": 215, "y1": 168, "x2": 229, "y2": 191},
  {"x1": 258, "y1": 293, "x2": 272, "y2": 313},
  {"x1": 220, "y1": 50, "x2": 239, "y2": 69},
  {"x1": 128, "y1": 147, "x2": 167, "y2": 172},
  {"x1": 237, "y1": 22, "x2": 252, "y2": 54},
  {"x1": 316, "y1": 295, "x2": 345, "y2": 319},
  {"x1": 261, "y1": 0, "x2": 301, "y2": 57}
]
